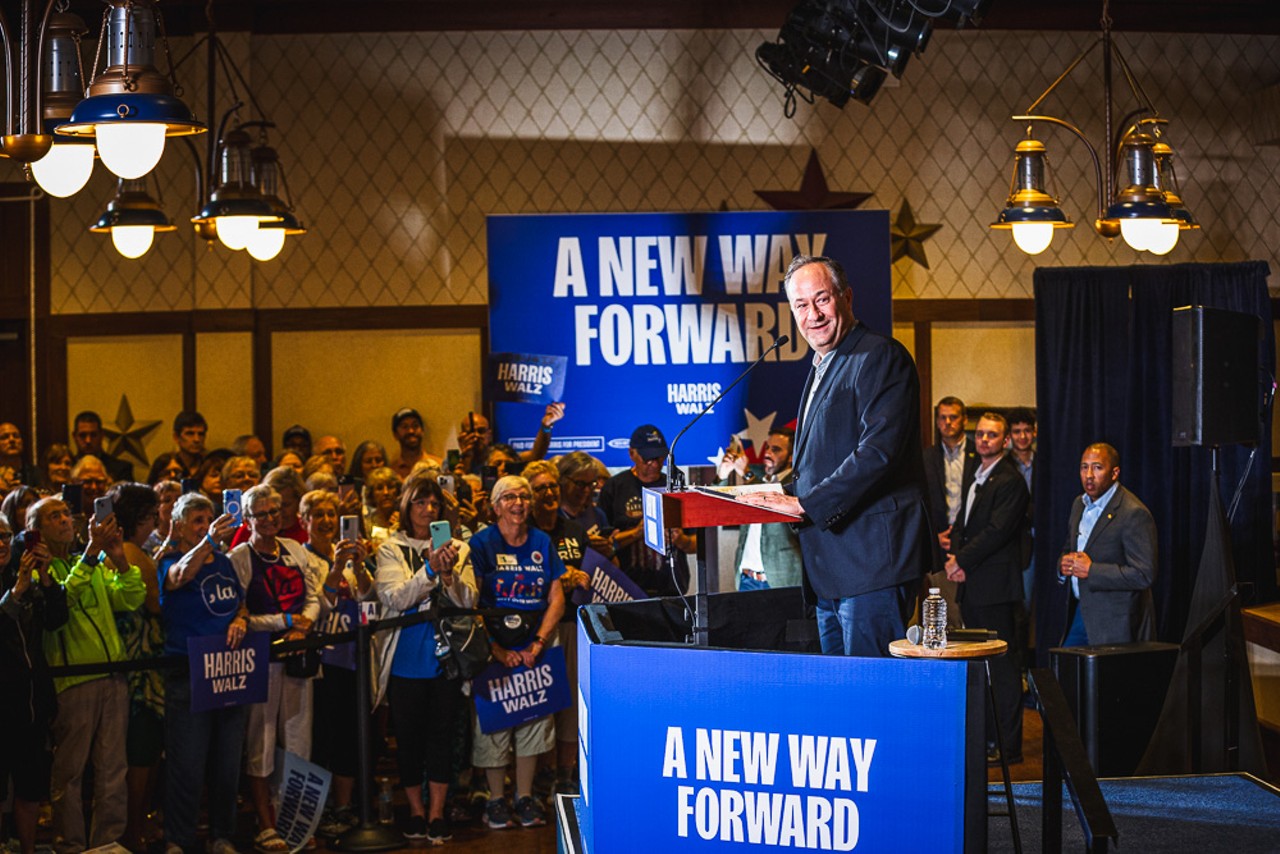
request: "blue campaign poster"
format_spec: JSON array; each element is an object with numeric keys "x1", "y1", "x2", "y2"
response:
[
  {"x1": 577, "y1": 618, "x2": 980, "y2": 852},
  {"x1": 487, "y1": 211, "x2": 891, "y2": 467},
  {"x1": 489, "y1": 352, "x2": 569, "y2": 405},
  {"x1": 472, "y1": 644, "x2": 572, "y2": 734},
  {"x1": 570, "y1": 548, "x2": 647, "y2": 607},
  {"x1": 188, "y1": 631, "x2": 270, "y2": 713}
]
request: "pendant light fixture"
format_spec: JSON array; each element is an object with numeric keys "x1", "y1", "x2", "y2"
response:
[
  {"x1": 89, "y1": 177, "x2": 175, "y2": 259},
  {"x1": 29, "y1": 10, "x2": 94, "y2": 198}
]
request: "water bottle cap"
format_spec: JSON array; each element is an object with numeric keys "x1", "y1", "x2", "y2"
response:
[{"x1": 928, "y1": 587, "x2": 940, "y2": 595}]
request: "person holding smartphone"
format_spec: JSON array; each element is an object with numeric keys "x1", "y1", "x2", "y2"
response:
[
  {"x1": 35, "y1": 495, "x2": 146, "y2": 853},
  {"x1": 374, "y1": 472, "x2": 475, "y2": 845},
  {"x1": 0, "y1": 514, "x2": 66, "y2": 854},
  {"x1": 227, "y1": 484, "x2": 320, "y2": 854},
  {"x1": 300, "y1": 491, "x2": 374, "y2": 838},
  {"x1": 157, "y1": 494, "x2": 244, "y2": 854}
]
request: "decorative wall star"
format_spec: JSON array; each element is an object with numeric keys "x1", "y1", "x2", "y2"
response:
[
  {"x1": 890, "y1": 200, "x2": 942, "y2": 268},
  {"x1": 756, "y1": 148, "x2": 873, "y2": 211},
  {"x1": 102, "y1": 395, "x2": 161, "y2": 465}
]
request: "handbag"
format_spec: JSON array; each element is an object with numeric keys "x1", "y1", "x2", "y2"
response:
[
  {"x1": 433, "y1": 593, "x2": 492, "y2": 681},
  {"x1": 399, "y1": 543, "x2": 492, "y2": 680},
  {"x1": 284, "y1": 646, "x2": 323, "y2": 678}
]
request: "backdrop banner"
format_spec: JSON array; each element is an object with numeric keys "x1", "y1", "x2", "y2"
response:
[{"x1": 487, "y1": 211, "x2": 891, "y2": 467}]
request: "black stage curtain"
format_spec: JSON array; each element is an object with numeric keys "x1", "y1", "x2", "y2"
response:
[{"x1": 1032, "y1": 261, "x2": 1275, "y2": 664}]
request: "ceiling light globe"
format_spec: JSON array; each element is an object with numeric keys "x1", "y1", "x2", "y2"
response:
[
  {"x1": 30, "y1": 143, "x2": 95, "y2": 198},
  {"x1": 1119, "y1": 218, "x2": 1165, "y2": 252},
  {"x1": 1144, "y1": 221, "x2": 1179, "y2": 256},
  {"x1": 96, "y1": 123, "x2": 167, "y2": 179},
  {"x1": 111, "y1": 225, "x2": 155, "y2": 259},
  {"x1": 215, "y1": 215, "x2": 261, "y2": 251},
  {"x1": 1010, "y1": 221, "x2": 1054, "y2": 255},
  {"x1": 246, "y1": 228, "x2": 286, "y2": 261}
]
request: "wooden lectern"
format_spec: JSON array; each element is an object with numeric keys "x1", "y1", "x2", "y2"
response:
[{"x1": 641, "y1": 486, "x2": 797, "y2": 646}]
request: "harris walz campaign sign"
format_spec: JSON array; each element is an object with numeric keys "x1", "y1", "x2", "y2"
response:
[
  {"x1": 487, "y1": 211, "x2": 890, "y2": 468},
  {"x1": 188, "y1": 632, "x2": 270, "y2": 713}
]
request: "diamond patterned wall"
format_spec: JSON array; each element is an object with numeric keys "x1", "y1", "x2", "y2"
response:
[{"x1": 36, "y1": 27, "x2": 1280, "y2": 314}]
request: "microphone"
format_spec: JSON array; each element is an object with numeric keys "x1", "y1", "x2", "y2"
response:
[
  {"x1": 906, "y1": 625, "x2": 999, "y2": 645},
  {"x1": 664, "y1": 335, "x2": 790, "y2": 491}
]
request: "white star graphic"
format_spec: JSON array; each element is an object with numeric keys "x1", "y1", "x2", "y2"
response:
[
  {"x1": 706, "y1": 446, "x2": 727, "y2": 467},
  {"x1": 740, "y1": 408, "x2": 776, "y2": 461}
]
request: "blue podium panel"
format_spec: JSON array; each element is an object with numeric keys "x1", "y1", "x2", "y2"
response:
[{"x1": 578, "y1": 618, "x2": 984, "y2": 852}]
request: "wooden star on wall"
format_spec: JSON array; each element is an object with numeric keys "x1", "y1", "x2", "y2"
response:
[
  {"x1": 102, "y1": 395, "x2": 162, "y2": 465},
  {"x1": 889, "y1": 200, "x2": 942, "y2": 268},
  {"x1": 755, "y1": 148, "x2": 873, "y2": 211}
]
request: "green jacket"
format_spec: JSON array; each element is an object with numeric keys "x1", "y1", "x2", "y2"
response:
[
  {"x1": 734, "y1": 521, "x2": 804, "y2": 589},
  {"x1": 43, "y1": 553, "x2": 146, "y2": 693}
]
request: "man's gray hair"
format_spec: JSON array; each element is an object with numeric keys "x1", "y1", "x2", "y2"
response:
[{"x1": 783, "y1": 254, "x2": 850, "y2": 296}]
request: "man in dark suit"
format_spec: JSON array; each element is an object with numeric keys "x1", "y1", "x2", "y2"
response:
[
  {"x1": 741, "y1": 255, "x2": 931, "y2": 657},
  {"x1": 1059, "y1": 443, "x2": 1157, "y2": 646},
  {"x1": 945, "y1": 412, "x2": 1030, "y2": 763},
  {"x1": 922, "y1": 396, "x2": 976, "y2": 628}
]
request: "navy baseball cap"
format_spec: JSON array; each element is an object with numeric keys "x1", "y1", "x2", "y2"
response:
[
  {"x1": 392, "y1": 407, "x2": 423, "y2": 431},
  {"x1": 282, "y1": 424, "x2": 310, "y2": 444},
  {"x1": 629, "y1": 424, "x2": 668, "y2": 461}
]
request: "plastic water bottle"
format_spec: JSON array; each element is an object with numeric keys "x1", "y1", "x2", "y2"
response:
[
  {"x1": 922, "y1": 587, "x2": 947, "y2": 650},
  {"x1": 377, "y1": 777, "x2": 394, "y2": 824}
]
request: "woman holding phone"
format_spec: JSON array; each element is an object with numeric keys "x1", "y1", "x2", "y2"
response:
[
  {"x1": 0, "y1": 514, "x2": 65, "y2": 854},
  {"x1": 374, "y1": 472, "x2": 474, "y2": 845},
  {"x1": 300, "y1": 490, "x2": 374, "y2": 838},
  {"x1": 228, "y1": 484, "x2": 320, "y2": 854}
]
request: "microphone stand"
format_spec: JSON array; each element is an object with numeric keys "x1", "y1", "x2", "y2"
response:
[
  {"x1": 664, "y1": 335, "x2": 790, "y2": 492},
  {"x1": 658, "y1": 335, "x2": 790, "y2": 647}
]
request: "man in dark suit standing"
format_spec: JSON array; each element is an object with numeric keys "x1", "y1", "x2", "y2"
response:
[
  {"x1": 945, "y1": 412, "x2": 1030, "y2": 763},
  {"x1": 922, "y1": 396, "x2": 976, "y2": 628},
  {"x1": 740, "y1": 255, "x2": 931, "y2": 657},
  {"x1": 1059, "y1": 443, "x2": 1157, "y2": 646}
]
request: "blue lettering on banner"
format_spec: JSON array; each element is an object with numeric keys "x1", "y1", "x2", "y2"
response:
[
  {"x1": 489, "y1": 352, "x2": 568, "y2": 405},
  {"x1": 570, "y1": 548, "x2": 647, "y2": 607},
  {"x1": 472, "y1": 645, "x2": 571, "y2": 734},
  {"x1": 488, "y1": 211, "x2": 891, "y2": 466},
  {"x1": 319, "y1": 598, "x2": 358, "y2": 670},
  {"x1": 188, "y1": 632, "x2": 269, "y2": 713}
]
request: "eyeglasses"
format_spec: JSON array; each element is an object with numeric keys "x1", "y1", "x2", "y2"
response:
[
  {"x1": 498, "y1": 493, "x2": 531, "y2": 504},
  {"x1": 0, "y1": 532, "x2": 12, "y2": 543},
  {"x1": 531, "y1": 483, "x2": 560, "y2": 494},
  {"x1": 567, "y1": 477, "x2": 596, "y2": 488},
  {"x1": 247, "y1": 507, "x2": 281, "y2": 521}
]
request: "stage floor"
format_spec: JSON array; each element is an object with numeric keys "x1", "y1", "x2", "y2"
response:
[{"x1": 987, "y1": 773, "x2": 1280, "y2": 853}]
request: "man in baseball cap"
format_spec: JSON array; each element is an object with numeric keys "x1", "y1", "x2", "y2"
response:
[{"x1": 597, "y1": 423, "x2": 695, "y2": 596}]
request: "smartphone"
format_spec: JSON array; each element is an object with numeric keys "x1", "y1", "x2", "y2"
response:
[
  {"x1": 93, "y1": 495, "x2": 113, "y2": 520},
  {"x1": 445, "y1": 449, "x2": 460, "y2": 470},
  {"x1": 61, "y1": 482, "x2": 83, "y2": 515},
  {"x1": 222, "y1": 488, "x2": 243, "y2": 526},
  {"x1": 181, "y1": 478, "x2": 199, "y2": 495},
  {"x1": 438, "y1": 474, "x2": 455, "y2": 495},
  {"x1": 337, "y1": 475, "x2": 358, "y2": 502},
  {"x1": 25, "y1": 529, "x2": 41, "y2": 549},
  {"x1": 481, "y1": 465, "x2": 498, "y2": 495},
  {"x1": 429, "y1": 520, "x2": 452, "y2": 550},
  {"x1": 340, "y1": 515, "x2": 361, "y2": 543},
  {"x1": 468, "y1": 412, "x2": 476, "y2": 433}
]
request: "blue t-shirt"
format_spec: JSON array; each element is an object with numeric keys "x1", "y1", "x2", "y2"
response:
[
  {"x1": 389, "y1": 545, "x2": 442, "y2": 680},
  {"x1": 159, "y1": 552, "x2": 244, "y2": 655},
  {"x1": 470, "y1": 525, "x2": 566, "y2": 611}
]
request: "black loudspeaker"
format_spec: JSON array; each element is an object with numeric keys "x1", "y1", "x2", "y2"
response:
[
  {"x1": 1051, "y1": 642, "x2": 1178, "y2": 777},
  {"x1": 1172, "y1": 305, "x2": 1259, "y2": 447}
]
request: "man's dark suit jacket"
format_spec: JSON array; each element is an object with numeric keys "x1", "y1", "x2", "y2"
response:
[
  {"x1": 922, "y1": 438, "x2": 978, "y2": 571},
  {"x1": 1059, "y1": 484, "x2": 1158, "y2": 645},
  {"x1": 950, "y1": 455, "x2": 1030, "y2": 606},
  {"x1": 788, "y1": 322, "x2": 932, "y2": 599}
]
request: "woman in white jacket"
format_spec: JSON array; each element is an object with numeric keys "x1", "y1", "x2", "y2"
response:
[{"x1": 375, "y1": 471, "x2": 475, "y2": 845}]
